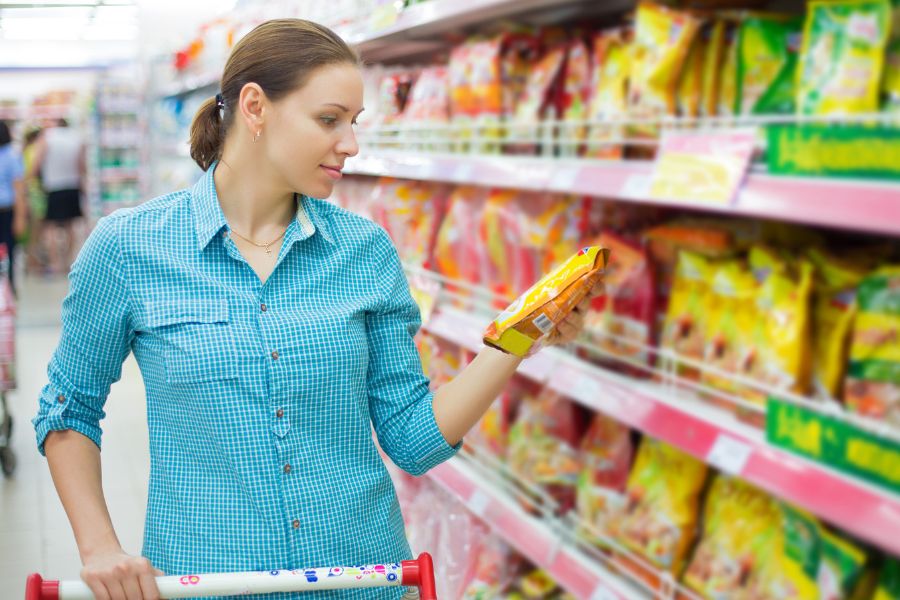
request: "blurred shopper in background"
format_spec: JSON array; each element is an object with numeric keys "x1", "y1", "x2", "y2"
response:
[
  {"x1": 22, "y1": 126, "x2": 47, "y2": 275},
  {"x1": 27, "y1": 118, "x2": 84, "y2": 275},
  {"x1": 0, "y1": 120, "x2": 27, "y2": 295}
]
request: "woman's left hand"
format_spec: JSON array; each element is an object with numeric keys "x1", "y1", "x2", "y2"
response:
[{"x1": 547, "y1": 279, "x2": 605, "y2": 347}]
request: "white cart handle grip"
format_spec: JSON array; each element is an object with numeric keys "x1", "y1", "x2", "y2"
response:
[{"x1": 26, "y1": 552, "x2": 436, "y2": 600}]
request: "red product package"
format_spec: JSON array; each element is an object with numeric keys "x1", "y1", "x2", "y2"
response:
[
  {"x1": 582, "y1": 232, "x2": 657, "y2": 374},
  {"x1": 507, "y1": 387, "x2": 591, "y2": 515},
  {"x1": 433, "y1": 186, "x2": 489, "y2": 294},
  {"x1": 403, "y1": 65, "x2": 451, "y2": 123},
  {"x1": 507, "y1": 45, "x2": 567, "y2": 155},
  {"x1": 560, "y1": 37, "x2": 592, "y2": 157}
]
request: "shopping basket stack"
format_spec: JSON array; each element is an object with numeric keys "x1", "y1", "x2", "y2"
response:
[{"x1": 0, "y1": 242, "x2": 17, "y2": 477}]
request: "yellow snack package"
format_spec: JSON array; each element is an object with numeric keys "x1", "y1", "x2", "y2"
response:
[
  {"x1": 678, "y1": 22, "x2": 708, "y2": 118},
  {"x1": 845, "y1": 265, "x2": 900, "y2": 426},
  {"x1": 483, "y1": 246, "x2": 609, "y2": 358},
  {"x1": 701, "y1": 20, "x2": 727, "y2": 116},
  {"x1": 585, "y1": 28, "x2": 631, "y2": 159},
  {"x1": 718, "y1": 19, "x2": 741, "y2": 116},
  {"x1": 682, "y1": 476, "x2": 781, "y2": 600},
  {"x1": 629, "y1": 2, "x2": 701, "y2": 136},
  {"x1": 807, "y1": 248, "x2": 870, "y2": 401},
  {"x1": 884, "y1": 3, "x2": 900, "y2": 110},
  {"x1": 611, "y1": 438, "x2": 708, "y2": 587},
  {"x1": 661, "y1": 251, "x2": 715, "y2": 380},
  {"x1": 797, "y1": 0, "x2": 893, "y2": 115},
  {"x1": 736, "y1": 14, "x2": 803, "y2": 115},
  {"x1": 745, "y1": 247, "x2": 814, "y2": 410},
  {"x1": 702, "y1": 260, "x2": 759, "y2": 400},
  {"x1": 818, "y1": 528, "x2": 869, "y2": 600}
]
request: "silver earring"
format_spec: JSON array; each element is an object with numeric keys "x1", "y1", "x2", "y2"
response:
[{"x1": 253, "y1": 130, "x2": 261, "y2": 143}]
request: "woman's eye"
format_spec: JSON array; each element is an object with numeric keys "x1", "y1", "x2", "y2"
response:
[{"x1": 320, "y1": 117, "x2": 337, "y2": 126}]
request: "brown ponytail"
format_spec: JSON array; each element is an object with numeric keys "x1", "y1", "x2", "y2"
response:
[
  {"x1": 189, "y1": 97, "x2": 225, "y2": 172},
  {"x1": 188, "y1": 19, "x2": 359, "y2": 171}
]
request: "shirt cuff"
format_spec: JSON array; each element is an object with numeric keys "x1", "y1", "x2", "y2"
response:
[{"x1": 33, "y1": 388, "x2": 102, "y2": 456}]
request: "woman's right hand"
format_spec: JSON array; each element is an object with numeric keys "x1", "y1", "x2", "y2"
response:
[{"x1": 80, "y1": 549, "x2": 163, "y2": 600}]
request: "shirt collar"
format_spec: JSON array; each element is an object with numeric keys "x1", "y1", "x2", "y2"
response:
[{"x1": 191, "y1": 163, "x2": 334, "y2": 251}]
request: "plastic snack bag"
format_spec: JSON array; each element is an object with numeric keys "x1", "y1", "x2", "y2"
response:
[
  {"x1": 660, "y1": 251, "x2": 715, "y2": 380},
  {"x1": 874, "y1": 558, "x2": 900, "y2": 600},
  {"x1": 678, "y1": 22, "x2": 708, "y2": 118},
  {"x1": 818, "y1": 528, "x2": 869, "y2": 600},
  {"x1": 585, "y1": 28, "x2": 632, "y2": 159},
  {"x1": 560, "y1": 38, "x2": 592, "y2": 157},
  {"x1": 807, "y1": 248, "x2": 870, "y2": 401},
  {"x1": 718, "y1": 19, "x2": 741, "y2": 116},
  {"x1": 845, "y1": 265, "x2": 900, "y2": 426},
  {"x1": 701, "y1": 20, "x2": 727, "y2": 116},
  {"x1": 507, "y1": 388, "x2": 589, "y2": 514},
  {"x1": 576, "y1": 412, "x2": 633, "y2": 548},
  {"x1": 797, "y1": 0, "x2": 892, "y2": 115},
  {"x1": 433, "y1": 186, "x2": 489, "y2": 292},
  {"x1": 611, "y1": 437, "x2": 708, "y2": 587},
  {"x1": 682, "y1": 476, "x2": 781, "y2": 600},
  {"x1": 508, "y1": 45, "x2": 567, "y2": 155},
  {"x1": 484, "y1": 246, "x2": 609, "y2": 358},
  {"x1": 884, "y1": 2, "x2": 900, "y2": 110},
  {"x1": 736, "y1": 14, "x2": 803, "y2": 114},
  {"x1": 629, "y1": 2, "x2": 701, "y2": 137}
]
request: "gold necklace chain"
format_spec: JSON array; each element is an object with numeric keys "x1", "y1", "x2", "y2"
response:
[{"x1": 229, "y1": 227, "x2": 287, "y2": 255}]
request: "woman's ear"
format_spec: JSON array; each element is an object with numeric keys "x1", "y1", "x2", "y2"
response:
[{"x1": 238, "y1": 82, "x2": 267, "y2": 136}]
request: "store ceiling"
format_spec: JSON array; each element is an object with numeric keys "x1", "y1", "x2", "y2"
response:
[{"x1": 0, "y1": 0, "x2": 137, "y2": 41}]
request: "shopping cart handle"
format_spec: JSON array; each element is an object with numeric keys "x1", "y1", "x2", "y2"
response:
[{"x1": 26, "y1": 552, "x2": 438, "y2": 599}]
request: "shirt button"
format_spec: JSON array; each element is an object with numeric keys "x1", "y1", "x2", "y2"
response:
[
  {"x1": 271, "y1": 350, "x2": 279, "y2": 360},
  {"x1": 283, "y1": 464, "x2": 292, "y2": 474},
  {"x1": 260, "y1": 303, "x2": 267, "y2": 312},
  {"x1": 292, "y1": 519, "x2": 300, "y2": 529},
  {"x1": 57, "y1": 394, "x2": 65, "y2": 403},
  {"x1": 276, "y1": 408, "x2": 284, "y2": 418}
]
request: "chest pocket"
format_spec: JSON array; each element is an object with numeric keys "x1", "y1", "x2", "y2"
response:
[{"x1": 145, "y1": 299, "x2": 239, "y2": 385}]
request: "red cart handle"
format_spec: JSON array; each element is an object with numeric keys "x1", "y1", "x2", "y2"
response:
[{"x1": 26, "y1": 552, "x2": 437, "y2": 599}]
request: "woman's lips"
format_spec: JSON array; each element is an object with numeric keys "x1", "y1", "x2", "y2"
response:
[{"x1": 321, "y1": 165, "x2": 342, "y2": 180}]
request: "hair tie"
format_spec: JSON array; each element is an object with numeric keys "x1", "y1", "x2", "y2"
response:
[{"x1": 215, "y1": 93, "x2": 225, "y2": 110}]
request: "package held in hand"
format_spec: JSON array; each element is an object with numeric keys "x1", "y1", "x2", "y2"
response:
[{"x1": 484, "y1": 246, "x2": 610, "y2": 357}]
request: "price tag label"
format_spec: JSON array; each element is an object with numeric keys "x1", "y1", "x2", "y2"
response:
[
  {"x1": 706, "y1": 434, "x2": 753, "y2": 476},
  {"x1": 454, "y1": 162, "x2": 474, "y2": 182},
  {"x1": 571, "y1": 374, "x2": 601, "y2": 404},
  {"x1": 621, "y1": 174, "x2": 652, "y2": 199},
  {"x1": 549, "y1": 167, "x2": 579, "y2": 191},
  {"x1": 589, "y1": 584, "x2": 619, "y2": 600},
  {"x1": 467, "y1": 490, "x2": 490, "y2": 518}
]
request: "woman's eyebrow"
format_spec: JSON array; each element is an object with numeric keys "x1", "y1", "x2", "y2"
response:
[{"x1": 323, "y1": 103, "x2": 365, "y2": 115}]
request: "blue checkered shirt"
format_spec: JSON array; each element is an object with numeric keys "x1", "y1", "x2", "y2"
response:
[{"x1": 33, "y1": 165, "x2": 460, "y2": 598}]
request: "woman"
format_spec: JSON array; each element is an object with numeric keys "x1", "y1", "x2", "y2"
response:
[
  {"x1": 33, "y1": 19, "x2": 601, "y2": 600},
  {"x1": 0, "y1": 120, "x2": 27, "y2": 293}
]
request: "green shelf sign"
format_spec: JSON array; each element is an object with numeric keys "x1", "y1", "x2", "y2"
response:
[{"x1": 767, "y1": 124, "x2": 900, "y2": 180}]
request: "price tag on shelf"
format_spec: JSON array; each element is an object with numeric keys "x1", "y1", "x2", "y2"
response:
[
  {"x1": 549, "y1": 166, "x2": 579, "y2": 191},
  {"x1": 454, "y1": 162, "x2": 474, "y2": 182},
  {"x1": 571, "y1": 373, "x2": 601, "y2": 405},
  {"x1": 589, "y1": 583, "x2": 620, "y2": 600},
  {"x1": 467, "y1": 489, "x2": 490, "y2": 519},
  {"x1": 706, "y1": 434, "x2": 753, "y2": 476}
]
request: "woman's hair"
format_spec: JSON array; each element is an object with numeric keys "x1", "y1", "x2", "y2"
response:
[
  {"x1": 0, "y1": 121, "x2": 10, "y2": 147},
  {"x1": 189, "y1": 19, "x2": 359, "y2": 171}
]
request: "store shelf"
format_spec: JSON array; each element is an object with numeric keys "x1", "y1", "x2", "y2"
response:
[
  {"x1": 429, "y1": 456, "x2": 643, "y2": 600},
  {"x1": 424, "y1": 306, "x2": 900, "y2": 557},
  {"x1": 99, "y1": 167, "x2": 141, "y2": 182},
  {"x1": 157, "y1": 71, "x2": 219, "y2": 99},
  {"x1": 343, "y1": 0, "x2": 631, "y2": 61},
  {"x1": 345, "y1": 152, "x2": 900, "y2": 236}
]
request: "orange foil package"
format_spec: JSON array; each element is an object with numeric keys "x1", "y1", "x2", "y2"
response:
[{"x1": 484, "y1": 246, "x2": 610, "y2": 357}]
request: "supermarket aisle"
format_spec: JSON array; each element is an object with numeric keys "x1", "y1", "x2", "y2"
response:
[{"x1": 1, "y1": 275, "x2": 150, "y2": 597}]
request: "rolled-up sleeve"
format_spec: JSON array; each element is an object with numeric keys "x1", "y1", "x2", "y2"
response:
[
  {"x1": 33, "y1": 215, "x2": 133, "y2": 455},
  {"x1": 366, "y1": 228, "x2": 461, "y2": 476}
]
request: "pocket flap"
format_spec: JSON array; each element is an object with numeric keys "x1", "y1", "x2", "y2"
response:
[{"x1": 146, "y1": 299, "x2": 229, "y2": 328}]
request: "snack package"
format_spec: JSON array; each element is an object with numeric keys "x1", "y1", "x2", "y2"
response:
[
  {"x1": 468, "y1": 376, "x2": 531, "y2": 459},
  {"x1": 736, "y1": 14, "x2": 803, "y2": 114},
  {"x1": 403, "y1": 66, "x2": 451, "y2": 123},
  {"x1": 702, "y1": 259, "x2": 759, "y2": 400},
  {"x1": 678, "y1": 22, "x2": 708, "y2": 118},
  {"x1": 718, "y1": 19, "x2": 741, "y2": 116},
  {"x1": 585, "y1": 28, "x2": 632, "y2": 159},
  {"x1": 560, "y1": 38, "x2": 592, "y2": 157},
  {"x1": 433, "y1": 186, "x2": 489, "y2": 292},
  {"x1": 462, "y1": 536, "x2": 526, "y2": 599},
  {"x1": 797, "y1": 0, "x2": 893, "y2": 115},
  {"x1": 508, "y1": 45, "x2": 567, "y2": 155},
  {"x1": 745, "y1": 247, "x2": 814, "y2": 411},
  {"x1": 370, "y1": 179, "x2": 449, "y2": 269},
  {"x1": 629, "y1": 2, "x2": 701, "y2": 137},
  {"x1": 507, "y1": 388, "x2": 589, "y2": 514},
  {"x1": 484, "y1": 246, "x2": 609, "y2": 358},
  {"x1": 682, "y1": 476, "x2": 781, "y2": 600},
  {"x1": 518, "y1": 569, "x2": 559, "y2": 599},
  {"x1": 611, "y1": 437, "x2": 708, "y2": 585},
  {"x1": 818, "y1": 528, "x2": 869, "y2": 600},
  {"x1": 701, "y1": 20, "x2": 727, "y2": 116},
  {"x1": 576, "y1": 412, "x2": 633, "y2": 548},
  {"x1": 845, "y1": 266, "x2": 900, "y2": 426},
  {"x1": 807, "y1": 248, "x2": 870, "y2": 401},
  {"x1": 660, "y1": 251, "x2": 715, "y2": 380},
  {"x1": 583, "y1": 232, "x2": 657, "y2": 373},
  {"x1": 874, "y1": 558, "x2": 900, "y2": 600},
  {"x1": 884, "y1": 2, "x2": 900, "y2": 110}
]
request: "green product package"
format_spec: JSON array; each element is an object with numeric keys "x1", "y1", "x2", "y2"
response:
[
  {"x1": 875, "y1": 558, "x2": 900, "y2": 599},
  {"x1": 737, "y1": 15, "x2": 803, "y2": 114},
  {"x1": 884, "y1": 1, "x2": 900, "y2": 110},
  {"x1": 797, "y1": 0, "x2": 893, "y2": 115},
  {"x1": 819, "y1": 529, "x2": 869, "y2": 599}
]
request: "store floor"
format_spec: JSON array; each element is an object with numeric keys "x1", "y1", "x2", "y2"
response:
[{"x1": 1, "y1": 274, "x2": 150, "y2": 596}]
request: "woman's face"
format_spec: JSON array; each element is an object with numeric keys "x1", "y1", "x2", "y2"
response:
[{"x1": 265, "y1": 63, "x2": 363, "y2": 199}]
